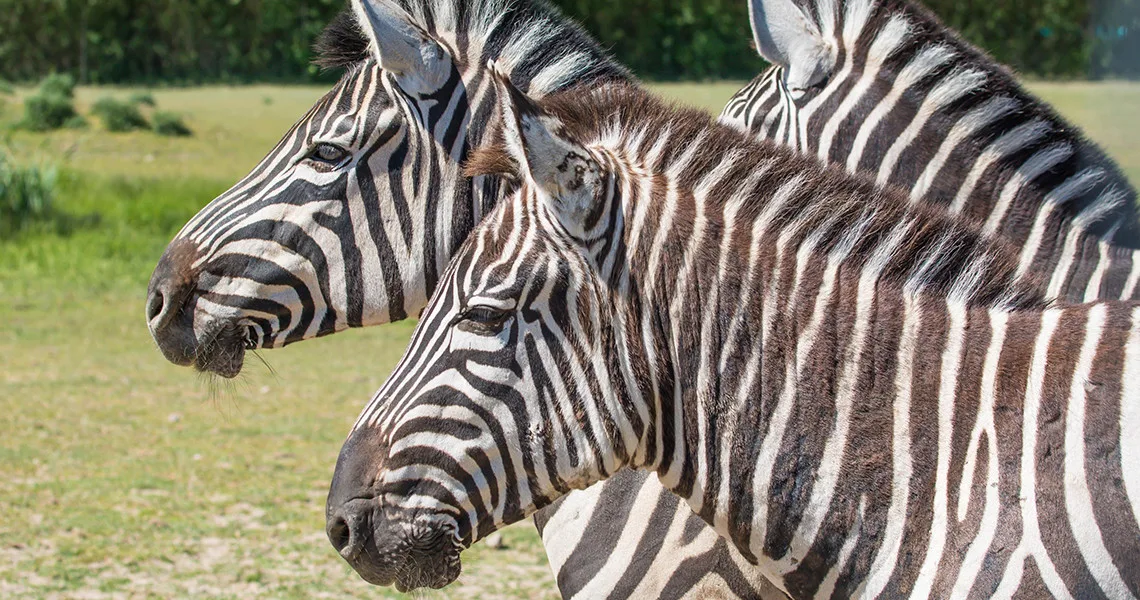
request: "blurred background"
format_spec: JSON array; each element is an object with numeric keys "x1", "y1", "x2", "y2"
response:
[{"x1": 0, "y1": 0, "x2": 1137, "y2": 598}]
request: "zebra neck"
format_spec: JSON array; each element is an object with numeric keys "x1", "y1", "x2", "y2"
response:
[
  {"x1": 1022, "y1": 219, "x2": 1140, "y2": 303},
  {"x1": 630, "y1": 264, "x2": 1136, "y2": 594}
]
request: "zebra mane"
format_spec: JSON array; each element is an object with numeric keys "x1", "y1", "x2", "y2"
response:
[
  {"x1": 314, "y1": 0, "x2": 632, "y2": 95},
  {"x1": 473, "y1": 82, "x2": 1049, "y2": 311},
  {"x1": 314, "y1": 10, "x2": 370, "y2": 70},
  {"x1": 809, "y1": 0, "x2": 1140, "y2": 244}
]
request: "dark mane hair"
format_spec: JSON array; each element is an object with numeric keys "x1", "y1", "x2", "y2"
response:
[
  {"x1": 840, "y1": 0, "x2": 1139, "y2": 245},
  {"x1": 314, "y1": 9, "x2": 370, "y2": 70},
  {"x1": 312, "y1": 0, "x2": 632, "y2": 95},
  {"x1": 472, "y1": 81, "x2": 1049, "y2": 311}
]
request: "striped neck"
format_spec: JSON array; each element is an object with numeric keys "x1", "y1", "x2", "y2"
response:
[
  {"x1": 721, "y1": 0, "x2": 1140, "y2": 248},
  {"x1": 625, "y1": 255, "x2": 1138, "y2": 596}
]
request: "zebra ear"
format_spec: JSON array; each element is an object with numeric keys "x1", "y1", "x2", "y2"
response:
[
  {"x1": 352, "y1": 0, "x2": 451, "y2": 92},
  {"x1": 749, "y1": 0, "x2": 835, "y2": 93},
  {"x1": 490, "y1": 65, "x2": 605, "y2": 230}
]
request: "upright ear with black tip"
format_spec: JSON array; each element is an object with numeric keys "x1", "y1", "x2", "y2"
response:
[
  {"x1": 488, "y1": 65, "x2": 607, "y2": 237},
  {"x1": 749, "y1": 0, "x2": 835, "y2": 94},
  {"x1": 352, "y1": 0, "x2": 452, "y2": 93}
]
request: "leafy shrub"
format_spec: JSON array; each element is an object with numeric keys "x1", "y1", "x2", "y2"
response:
[
  {"x1": 63, "y1": 115, "x2": 89, "y2": 129},
  {"x1": 0, "y1": 80, "x2": 13, "y2": 95},
  {"x1": 91, "y1": 97, "x2": 149, "y2": 132},
  {"x1": 0, "y1": 151, "x2": 57, "y2": 234},
  {"x1": 21, "y1": 93, "x2": 79, "y2": 131},
  {"x1": 18, "y1": 73, "x2": 81, "y2": 131},
  {"x1": 37, "y1": 73, "x2": 76, "y2": 99},
  {"x1": 152, "y1": 111, "x2": 192, "y2": 137},
  {"x1": 129, "y1": 92, "x2": 156, "y2": 107}
]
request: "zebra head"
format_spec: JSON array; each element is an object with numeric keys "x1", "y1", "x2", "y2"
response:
[
  {"x1": 145, "y1": 0, "x2": 628, "y2": 378},
  {"x1": 326, "y1": 74, "x2": 640, "y2": 592}
]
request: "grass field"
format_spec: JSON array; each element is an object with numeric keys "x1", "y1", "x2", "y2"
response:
[{"x1": 2, "y1": 80, "x2": 1138, "y2": 599}]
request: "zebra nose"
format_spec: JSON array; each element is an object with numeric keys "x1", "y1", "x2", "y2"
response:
[
  {"x1": 327, "y1": 425, "x2": 390, "y2": 551},
  {"x1": 327, "y1": 498, "x2": 373, "y2": 560},
  {"x1": 147, "y1": 239, "x2": 202, "y2": 365}
]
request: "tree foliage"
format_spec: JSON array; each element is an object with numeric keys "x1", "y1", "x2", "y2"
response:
[{"x1": 0, "y1": 0, "x2": 1135, "y2": 83}]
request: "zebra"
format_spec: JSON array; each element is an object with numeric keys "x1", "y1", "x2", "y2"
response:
[
  {"x1": 720, "y1": 0, "x2": 1140, "y2": 304},
  {"x1": 325, "y1": 72, "x2": 1140, "y2": 599},
  {"x1": 144, "y1": 1, "x2": 784, "y2": 597}
]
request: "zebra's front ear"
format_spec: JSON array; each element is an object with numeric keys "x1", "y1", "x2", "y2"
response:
[
  {"x1": 749, "y1": 0, "x2": 835, "y2": 93},
  {"x1": 352, "y1": 0, "x2": 451, "y2": 92},
  {"x1": 490, "y1": 65, "x2": 605, "y2": 231}
]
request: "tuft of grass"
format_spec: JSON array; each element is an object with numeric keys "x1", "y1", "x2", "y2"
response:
[
  {"x1": 63, "y1": 114, "x2": 89, "y2": 130},
  {"x1": 20, "y1": 94, "x2": 80, "y2": 132},
  {"x1": 91, "y1": 97, "x2": 150, "y2": 133},
  {"x1": 152, "y1": 111, "x2": 192, "y2": 137},
  {"x1": 18, "y1": 74, "x2": 82, "y2": 132},
  {"x1": 129, "y1": 91, "x2": 157, "y2": 107},
  {"x1": 38, "y1": 73, "x2": 77, "y2": 99},
  {"x1": 0, "y1": 150, "x2": 57, "y2": 235}
]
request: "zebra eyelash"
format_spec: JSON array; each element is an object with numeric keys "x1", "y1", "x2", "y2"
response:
[
  {"x1": 302, "y1": 143, "x2": 352, "y2": 171},
  {"x1": 452, "y1": 305, "x2": 514, "y2": 333}
]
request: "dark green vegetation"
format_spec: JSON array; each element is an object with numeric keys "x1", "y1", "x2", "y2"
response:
[
  {"x1": 0, "y1": 151, "x2": 57, "y2": 235},
  {"x1": 11, "y1": 75, "x2": 192, "y2": 137},
  {"x1": 91, "y1": 97, "x2": 148, "y2": 132},
  {"x1": 18, "y1": 74, "x2": 84, "y2": 132},
  {"x1": 0, "y1": 83, "x2": 1135, "y2": 596},
  {"x1": 151, "y1": 111, "x2": 192, "y2": 137},
  {"x1": 0, "y1": 0, "x2": 1137, "y2": 83}
]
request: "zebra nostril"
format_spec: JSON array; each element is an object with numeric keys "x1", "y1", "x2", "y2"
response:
[
  {"x1": 146, "y1": 289, "x2": 166, "y2": 324},
  {"x1": 328, "y1": 516, "x2": 353, "y2": 554}
]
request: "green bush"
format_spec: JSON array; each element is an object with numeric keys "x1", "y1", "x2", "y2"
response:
[
  {"x1": 37, "y1": 73, "x2": 76, "y2": 99},
  {"x1": 151, "y1": 111, "x2": 192, "y2": 137},
  {"x1": 18, "y1": 73, "x2": 81, "y2": 131},
  {"x1": 0, "y1": 151, "x2": 57, "y2": 235},
  {"x1": 0, "y1": 80, "x2": 13, "y2": 95},
  {"x1": 91, "y1": 96, "x2": 149, "y2": 132},
  {"x1": 21, "y1": 93, "x2": 79, "y2": 131},
  {"x1": 63, "y1": 115, "x2": 89, "y2": 129},
  {"x1": 128, "y1": 91, "x2": 156, "y2": 107}
]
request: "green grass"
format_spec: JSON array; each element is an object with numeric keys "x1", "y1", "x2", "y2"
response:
[{"x1": 1, "y1": 81, "x2": 1137, "y2": 598}]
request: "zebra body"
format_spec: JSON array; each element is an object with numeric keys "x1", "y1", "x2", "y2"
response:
[
  {"x1": 721, "y1": 0, "x2": 1140, "y2": 304},
  {"x1": 321, "y1": 80, "x2": 1138, "y2": 599}
]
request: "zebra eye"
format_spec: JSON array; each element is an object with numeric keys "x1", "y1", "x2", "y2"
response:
[
  {"x1": 307, "y1": 143, "x2": 349, "y2": 166},
  {"x1": 458, "y1": 305, "x2": 512, "y2": 330}
]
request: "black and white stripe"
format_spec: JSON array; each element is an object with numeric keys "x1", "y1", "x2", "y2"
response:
[
  {"x1": 720, "y1": 0, "x2": 1140, "y2": 304},
  {"x1": 321, "y1": 80, "x2": 1138, "y2": 600}
]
